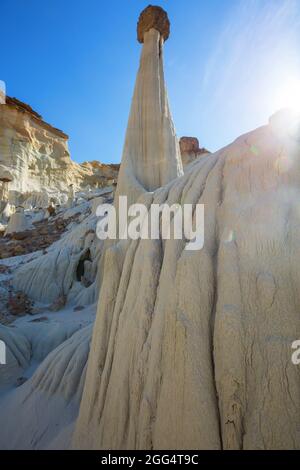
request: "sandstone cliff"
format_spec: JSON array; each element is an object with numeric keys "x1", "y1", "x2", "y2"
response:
[
  {"x1": 0, "y1": 95, "x2": 199, "y2": 208},
  {"x1": 0, "y1": 97, "x2": 119, "y2": 201}
]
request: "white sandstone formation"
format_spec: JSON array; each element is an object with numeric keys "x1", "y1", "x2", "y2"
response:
[
  {"x1": 0, "y1": 97, "x2": 70, "y2": 194},
  {"x1": 30, "y1": 208, "x2": 45, "y2": 223},
  {"x1": 72, "y1": 107, "x2": 300, "y2": 450},
  {"x1": 0, "y1": 202, "x2": 15, "y2": 223},
  {"x1": 0, "y1": 166, "x2": 13, "y2": 188},
  {"x1": 9, "y1": 190, "x2": 111, "y2": 309},
  {"x1": 0, "y1": 166, "x2": 13, "y2": 216},
  {"x1": 0, "y1": 181, "x2": 9, "y2": 203},
  {"x1": 95, "y1": 4, "x2": 184, "y2": 297},
  {"x1": 1, "y1": 109, "x2": 300, "y2": 450},
  {"x1": 0, "y1": 97, "x2": 119, "y2": 198},
  {"x1": 22, "y1": 191, "x2": 50, "y2": 210},
  {"x1": 0, "y1": 325, "x2": 31, "y2": 386},
  {"x1": 72, "y1": 7, "x2": 300, "y2": 450},
  {"x1": 114, "y1": 6, "x2": 183, "y2": 211},
  {"x1": 0, "y1": 6, "x2": 299, "y2": 453},
  {"x1": 5, "y1": 206, "x2": 33, "y2": 235},
  {"x1": 0, "y1": 311, "x2": 94, "y2": 449},
  {"x1": 13, "y1": 199, "x2": 104, "y2": 305},
  {"x1": 66, "y1": 184, "x2": 75, "y2": 208}
]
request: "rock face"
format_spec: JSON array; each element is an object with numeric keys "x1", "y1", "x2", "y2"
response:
[
  {"x1": 0, "y1": 97, "x2": 70, "y2": 194},
  {"x1": 74, "y1": 161, "x2": 119, "y2": 189},
  {"x1": 0, "y1": 97, "x2": 119, "y2": 201},
  {"x1": 179, "y1": 136, "x2": 210, "y2": 167}
]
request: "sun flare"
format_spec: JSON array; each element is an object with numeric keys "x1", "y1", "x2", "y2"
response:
[{"x1": 274, "y1": 77, "x2": 300, "y2": 113}]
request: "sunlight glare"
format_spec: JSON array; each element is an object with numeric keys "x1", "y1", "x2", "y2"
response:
[{"x1": 274, "y1": 77, "x2": 300, "y2": 113}]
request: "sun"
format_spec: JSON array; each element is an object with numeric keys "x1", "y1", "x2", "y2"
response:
[{"x1": 273, "y1": 77, "x2": 300, "y2": 112}]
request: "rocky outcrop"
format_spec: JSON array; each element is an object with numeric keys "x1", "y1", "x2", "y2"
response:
[
  {"x1": 179, "y1": 136, "x2": 210, "y2": 167},
  {"x1": 72, "y1": 160, "x2": 119, "y2": 190},
  {"x1": 0, "y1": 97, "x2": 70, "y2": 195},
  {"x1": 0, "y1": 97, "x2": 119, "y2": 202}
]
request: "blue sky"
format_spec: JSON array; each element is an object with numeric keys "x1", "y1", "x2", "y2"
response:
[{"x1": 1, "y1": 0, "x2": 300, "y2": 163}]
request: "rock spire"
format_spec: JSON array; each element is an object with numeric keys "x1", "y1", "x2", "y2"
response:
[{"x1": 114, "y1": 5, "x2": 183, "y2": 209}]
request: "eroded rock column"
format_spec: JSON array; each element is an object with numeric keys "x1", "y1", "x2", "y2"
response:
[{"x1": 114, "y1": 5, "x2": 183, "y2": 209}]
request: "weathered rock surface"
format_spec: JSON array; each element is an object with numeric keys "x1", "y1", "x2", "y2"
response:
[
  {"x1": 7, "y1": 291, "x2": 32, "y2": 316},
  {"x1": 12, "y1": 198, "x2": 105, "y2": 306},
  {"x1": 73, "y1": 112, "x2": 300, "y2": 450},
  {"x1": 0, "y1": 211, "x2": 82, "y2": 259},
  {"x1": 71, "y1": 7, "x2": 300, "y2": 450},
  {"x1": 115, "y1": 26, "x2": 183, "y2": 211},
  {"x1": 0, "y1": 89, "x2": 299, "y2": 453},
  {"x1": 0, "y1": 97, "x2": 119, "y2": 201},
  {"x1": 0, "y1": 314, "x2": 94, "y2": 449}
]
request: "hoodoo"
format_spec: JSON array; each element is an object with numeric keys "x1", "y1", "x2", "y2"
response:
[
  {"x1": 67, "y1": 183, "x2": 75, "y2": 208},
  {"x1": 1, "y1": 4, "x2": 299, "y2": 453},
  {"x1": 73, "y1": 9, "x2": 300, "y2": 450},
  {"x1": 5, "y1": 206, "x2": 33, "y2": 235},
  {"x1": 114, "y1": 5, "x2": 183, "y2": 210}
]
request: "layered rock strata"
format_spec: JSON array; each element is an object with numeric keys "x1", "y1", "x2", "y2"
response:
[{"x1": 0, "y1": 97, "x2": 119, "y2": 199}]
